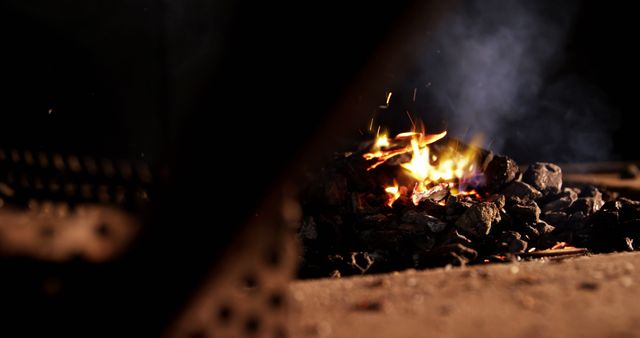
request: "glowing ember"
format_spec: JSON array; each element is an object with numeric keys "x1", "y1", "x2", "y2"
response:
[
  {"x1": 550, "y1": 242, "x2": 576, "y2": 250},
  {"x1": 363, "y1": 122, "x2": 482, "y2": 207}
]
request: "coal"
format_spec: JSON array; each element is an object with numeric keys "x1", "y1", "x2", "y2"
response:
[
  {"x1": 542, "y1": 197, "x2": 574, "y2": 212},
  {"x1": 484, "y1": 155, "x2": 519, "y2": 191},
  {"x1": 522, "y1": 162, "x2": 562, "y2": 195},
  {"x1": 401, "y1": 210, "x2": 448, "y2": 233},
  {"x1": 619, "y1": 198, "x2": 640, "y2": 222},
  {"x1": 508, "y1": 200, "x2": 541, "y2": 224},
  {"x1": 569, "y1": 197, "x2": 604, "y2": 215},
  {"x1": 542, "y1": 211, "x2": 569, "y2": 225},
  {"x1": 541, "y1": 187, "x2": 578, "y2": 212},
  {"x1": 437, "y1": 229, "x2": 470, "y2": 251},
  {"x1": 502, "y1": 181, "x2": 543, "y2": 201},
  {"x1": 509, "y1": 238, "x2": 528, "y2": 253},
  {"x1": 534, "y1": 221, "x2": 555, "y2": 235},
  {"x1": 497, "y1": 230, "x2": 530, "y2": 253},
  {"x1": 487, "y1": 194, "x2": 506, "y2": 209},
  {"x1": 455, "y1": 202, "x2": 501, "y2": 237},
  {"x1": 298, "y1": 138, "x2": 640, "y2": 278}
]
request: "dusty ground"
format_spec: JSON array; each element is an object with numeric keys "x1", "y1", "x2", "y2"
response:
[{"x1": 290, "y1": 252, "x2": 640, "y2": 338}]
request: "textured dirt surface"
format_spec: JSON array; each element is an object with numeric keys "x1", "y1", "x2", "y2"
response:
[{"x1": 290, "y1": 252, "x2": 640, "y2": 338}]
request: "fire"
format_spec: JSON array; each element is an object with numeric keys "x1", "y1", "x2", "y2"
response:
[
  {"x1": 374, "y1": 134, "x2": 389, "y2": 149},
  {"x1": 363, "y1": 130, "x2": 447, "y2": 170},
  {"x1": 364, "y1": 122, "x2": 481, "y2": 207},
  {"x1": 384, "y1": 180, "x2": 401, "y2": 207}
]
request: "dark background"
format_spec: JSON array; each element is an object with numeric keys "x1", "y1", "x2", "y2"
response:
[
  {"x1": 0, "y1": 0, "x2": 637, "y2": 336},
  {"x1": 0, "y1": 1, "x2": 636, "y2": 166}
]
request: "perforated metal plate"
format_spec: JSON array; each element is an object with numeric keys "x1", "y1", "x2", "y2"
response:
[{"x1": 165, "y1": 193, "x2": 299, "y2": 338}]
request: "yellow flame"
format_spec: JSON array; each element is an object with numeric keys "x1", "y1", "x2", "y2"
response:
[
  {"x1": 386, "y1": 92, "x2": 393, "y2": 105},
  {"x1": 384, "y1": 180, "x2": 401, "y2": 207},
  {"x1": 400, "y1": 134, "x2": 478, "y2": 188},
  {"x1": 401, "y1": 139, "x2": 430, "y2": 183},
  {"x1": 375, "y1": 134, "x2": 389, "y2": 148},
  {"x1": 363, "y1": 122, "x2": 482, "y2": 206}
]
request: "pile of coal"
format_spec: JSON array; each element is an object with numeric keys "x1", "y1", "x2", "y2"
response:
[{"x1": 297, "y1": 145, "x2": 640, "y2": 278}]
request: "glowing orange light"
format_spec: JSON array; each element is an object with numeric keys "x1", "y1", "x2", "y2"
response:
[
  {"x1": 362, "y1": 120, "x2": 482, "y2": 206},
  {"x1": 384, "y1": 180, "x2": 401, "y2": 207}
]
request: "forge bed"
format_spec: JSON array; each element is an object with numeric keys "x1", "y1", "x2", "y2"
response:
[
  {"x1": 290, "y1": 251, "x2": 640, "y2": 338},
  {"x1": 290, "y1": 164, "x2": 640, "y2": 338}
]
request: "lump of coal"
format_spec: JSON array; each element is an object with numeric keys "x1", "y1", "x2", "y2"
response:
[
  {"x1": 534, "y1": 221, "x2": 556, "y2": 235},
  {"x1": 541, "y1": 211, "x2": 570, "y2": 228},
  {"x1": 445, "y1": 196, "x2": 474, "y2": 220},
  {"x1": 455, "y1": 202, "x2": 501, "y2": 237},
  {"x1": 441, "y1": 228, "x2": 474, "y2": 247},
  {"x1": 541, "y1": 187, "x2": 578, "y2": 212},
  {"x1": 542, "y1": 197, "x2": 573, "y2": 212},
  {"x1": 351, "y1": 192, "x2": 381, "y2": 214},
  {"x1": 324, "y1": 174, "x2": 348, "y2": 205},
  {"x1": 484, "y1": 155, "x2": 519, "y2": 191},
  {"x1": 569, "y1": 197, "x2": 604, "y2": 216},
  {"x1": 487, "y1": 194, "x2": 506, "y2": 210},
  {"x1": 502, "y1": 181, "x2": 543, "y2": 201},
  {"x1": 360, "y1": 213, "x2": 394, "y2": 229},
  {"x1": 508, "y1": 200, "x2": 541, "y2": 224},
  {"x1": 401, "y1": 210, "x2": 448, "y2": 233},
  {"x1": 509, "y1": 238, "x2": 528, "y2": 253},
  {"x1": 619, "y1": 198, "x2": 640, "y2": 221},
  {"x1": 522, "y1": 162, "x2": 562, "y2": 195}
]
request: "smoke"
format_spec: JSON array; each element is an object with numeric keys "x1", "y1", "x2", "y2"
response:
[{"x1": 416, "y1": 0, "x2": 616, "y2": 162}]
